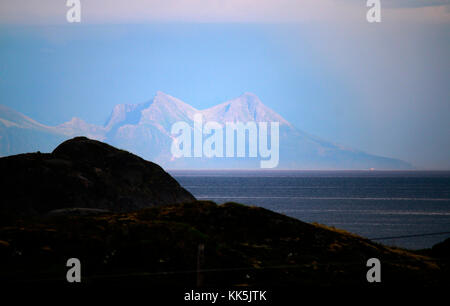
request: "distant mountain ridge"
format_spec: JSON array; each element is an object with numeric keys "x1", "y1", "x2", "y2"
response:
[{"x1": 0, "y1": 92, "x2": 413, "y2": 169}]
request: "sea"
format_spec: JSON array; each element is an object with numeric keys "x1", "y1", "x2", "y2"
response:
[{"x1": 170, "y1": 170, "x2": 450, "y2": 250}]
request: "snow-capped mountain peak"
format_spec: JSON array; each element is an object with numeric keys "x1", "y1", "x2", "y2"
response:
[
  {"x1": 139, "y1": 91, "x2": 198, "y2": 128},
  {"x1": 57, "y1": 117, "x2": 106, "y2": 139},
  {"x1": 104, "y1": 101, "x2": 151, "y2": 130},
  {"x1": 201, "y1": 92, "x2": 291, "y2": 126}
]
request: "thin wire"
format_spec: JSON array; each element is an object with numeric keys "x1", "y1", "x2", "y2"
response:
[{"x1": 369, "y1": 231, "x2": 450, "y2": 241}]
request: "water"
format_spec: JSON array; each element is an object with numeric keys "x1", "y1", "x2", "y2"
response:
[{"x1": 170, "y1": 170, "x2": 450, "y2": 250}]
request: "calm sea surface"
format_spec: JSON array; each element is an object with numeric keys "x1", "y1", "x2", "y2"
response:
[{"x1": 170, "y1": 170, "x2": 450, "y2": 250}]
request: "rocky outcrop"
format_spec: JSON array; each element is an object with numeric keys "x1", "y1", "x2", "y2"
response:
[{"x1": 0, "y1": 137, "x2": 195, "y2": 216}]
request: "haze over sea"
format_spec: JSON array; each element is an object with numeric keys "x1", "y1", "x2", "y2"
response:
[{"x1": 171, "y1": 170, "x2": 450, "y2": 250}]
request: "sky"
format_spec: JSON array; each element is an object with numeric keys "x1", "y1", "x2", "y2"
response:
[{"x1": 0, "y1": 0, "x2": 449, "y2": 169}]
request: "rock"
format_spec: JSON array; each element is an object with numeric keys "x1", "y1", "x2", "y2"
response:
[
  {"x1": 0, "y1": 137, "x2": 195, "y2": 216},
  {"x1": 431, "y1": 238, "x2": 450, "y2": 259}
]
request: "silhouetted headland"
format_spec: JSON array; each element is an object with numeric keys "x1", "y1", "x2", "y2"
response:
[{"x1": 0, "y1": 137, "x2": 195, "y2": 216}]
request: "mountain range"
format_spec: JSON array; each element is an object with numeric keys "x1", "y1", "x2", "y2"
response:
[{"x1": 0, "y1": 92, "x2": 413, "y2": 169}]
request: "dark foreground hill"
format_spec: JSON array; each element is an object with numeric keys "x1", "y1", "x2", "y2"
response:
[
  {"x1": 0, "y1": 137, "x2": 195, "y2": 216},
  {"x1": 0, "y1": 201, "x2": 447, "y2": 287},
  {"x1": 0, "y1": 138, "x2": 447, "y2": 287}
]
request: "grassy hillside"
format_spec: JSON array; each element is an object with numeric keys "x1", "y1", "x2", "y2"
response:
[{"x1": 0, "y1": 201, "x2": 447, "y2": 287}]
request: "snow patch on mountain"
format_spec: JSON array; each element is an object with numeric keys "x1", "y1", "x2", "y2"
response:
[
  {"x1": 139, "y1": 91, "x2": 199, "y2": 129},
  {"x1": 57, "y1": 117, "x2": 106, "y2": 140},
  {"x1": 201, "y1": 92, "x2": 291, "y2": 126}
]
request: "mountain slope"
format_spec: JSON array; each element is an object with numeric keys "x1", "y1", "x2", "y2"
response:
[
  {"x1": 0, "y1": 105, "x2": 68, "y2": 157},
  {"x1": 56, "y1": 117, "x2": 106, "y2": 140}
]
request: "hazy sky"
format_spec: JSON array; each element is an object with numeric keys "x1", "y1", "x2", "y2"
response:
[{"x1": 0, "y1": 1, "x2": 449, "y2": 169}]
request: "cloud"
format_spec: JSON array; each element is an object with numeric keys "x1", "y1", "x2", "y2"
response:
[{"x1": 0, "y1": 0, "x2": 449, "y2": 24}]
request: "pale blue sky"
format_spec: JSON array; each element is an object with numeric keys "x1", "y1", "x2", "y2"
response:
[{"x1": 0, "y1": 1, "x2": 449, "y2": 169}]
